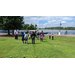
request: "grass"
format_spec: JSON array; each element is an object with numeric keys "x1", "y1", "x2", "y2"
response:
[{"x1": 0, "y1": 35, "x2": 75, "y2": 58}]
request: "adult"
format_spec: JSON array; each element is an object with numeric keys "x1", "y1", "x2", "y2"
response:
[
  {"x1": 31, "y1": 32, "x2": 36, "y2": 44},
  {"x1": 22, "y1": 32, "x2": 24, "y2": 44}
]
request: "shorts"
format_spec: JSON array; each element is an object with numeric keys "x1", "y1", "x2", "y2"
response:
[{"x1": 25, "y1": 37, "x2": 28, "y2": 41}]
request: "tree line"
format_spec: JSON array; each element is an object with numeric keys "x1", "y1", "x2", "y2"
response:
[
  {"x1": 44, "y1": 27, "x2": 75, "y2": 30},
  {"x1": 22, "y1": 24, "x2": 37, "y2": 30}
]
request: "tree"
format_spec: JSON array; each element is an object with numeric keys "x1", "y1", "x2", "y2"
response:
[
  {"x1": 29, "y1": 24, "x2": 34, "y2": 30},
  {"x1": 34, "y1": 24, "x2": 37, "y2": 30},
  {"x1": 0, "y1": 16, "x2": 24, "y2": 35},
  {"x1": 22, "y1": 24, "x2": 29, "y2": 30}
]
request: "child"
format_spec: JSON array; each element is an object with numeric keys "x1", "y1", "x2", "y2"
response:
[
  {"x1": 24, "y1": 32, "x2": 25, "y2": 36},
  {"x1": 24, "y1": 32, "x2": 28, "y2": 44},
  {"x1": 43, "y1": 33, "x2": 44, "y2": 39},
  {"x1": 28, "y1": 33, "x2": 31, "y2": 40},
  {"x1": 40, "y1": 33, "x2": 43, "y2": 42},
  {"x1": 37, "y1": 32, "x2": 39, "y2": 40},
  {"x1": 49, "y1": 33, "x2": 51, "y2": 40},
  {"x1": 15, "y1": 32, "x2": 17, "y2": 39},
  {"x1": 22, "y1": 32, "x2": 24, "y2": 44},
  {"x1": 52, "y1": 34, "x2": 54, "y2": 40}
]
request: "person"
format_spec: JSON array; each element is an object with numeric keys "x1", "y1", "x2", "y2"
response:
[
  {"x1": 40, "y1": 33, "x2": 43, "y2": 42},
  {"x1": 31, "y1": 32, "x2": 36, "y2": 44},
  {"x1": 49, "y1": 33, "x2": 51, "y2": 40},
  {"x1": 28, "y1": 33, "x2": 31, "y2": 40},
  {"x1": 52, "y1": 34, "x2": 54, "y2": 40},
  {"x1": 22, "y1": 32, "x2": 24, "y2": 44},
  {"x1": 24, "y1": 32, "x2": 25, "y2": 36},
  {"x1": 24, "y1": 32, "x2": 28, "y2": 44},
  {"x1": 16, "y1": 31, "x2": 18, "y2": 39},
  {"x1": 37, "y1": 32, "x2": 39, "y2": 40},
  {"x1": 43, "y1": 33, "x2": 44, "y2": 39},
  {"x1": 15, "y1": 32, "x2": 17, "y2": 39}
]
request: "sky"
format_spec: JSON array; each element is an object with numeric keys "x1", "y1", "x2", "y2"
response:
[{"x1": 24, "y1": 16, "x2": 75, "y2": 28}]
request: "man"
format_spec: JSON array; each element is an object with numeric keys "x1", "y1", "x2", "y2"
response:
[{"x1": 31, "y1": 32, "x2": 36, "y2": 44}]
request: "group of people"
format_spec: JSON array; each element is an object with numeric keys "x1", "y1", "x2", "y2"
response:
[
  {"x1": 21, "y1": 32, "x2": 45, "y2": 44},
  {"x1": 15, "y1": 31, "x2": 54, "y2": 44}
]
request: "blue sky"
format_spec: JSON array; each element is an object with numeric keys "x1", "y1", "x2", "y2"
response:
[{"x1": 24, "y1": 16, "x2": 75, "y2": 28}]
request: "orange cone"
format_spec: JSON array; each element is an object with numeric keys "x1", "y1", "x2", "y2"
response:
[
  {"x1": 70, "y1": 35, "x2": 72, "y2": 37},
  {"x1": 35, "y1": 56, "x2": 36, "y2": 58}
]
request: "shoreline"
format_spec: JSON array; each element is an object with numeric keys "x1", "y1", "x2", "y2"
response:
[{"x1": 0, "y1": 33, "x2": 75, "y2": 38}]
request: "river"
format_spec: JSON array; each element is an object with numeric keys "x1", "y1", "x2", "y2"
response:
[{"x1": 0, "y1": 30, "x2": 75, "y2": 35}]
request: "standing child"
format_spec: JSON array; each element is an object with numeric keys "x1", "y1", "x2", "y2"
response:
[
  {"x1": 52, "y1": 34, "x2": 54, "y2": 40},
  {"x1": 43, "y1": 33, "x2": 44, "y2": 39},
  {"x1": 49, "y1": 33, "x2": 51, "y2": 40},
  {"x1": 24, "y1": 32, "x2": 28, "y2": 44},
  {"x1": 37, "y1": 32, "x2": 39, "y2": 40},
  {"x1": 40, "y1": 33, "x2": 43, "y2": 42},
  {"x1": 28, "y1": 33, "x2": 31, "y2": 40}
]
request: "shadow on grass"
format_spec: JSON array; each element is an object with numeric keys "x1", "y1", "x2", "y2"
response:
[{"x1": 28, "y1": 43, "x2": 41, "y2": 44}]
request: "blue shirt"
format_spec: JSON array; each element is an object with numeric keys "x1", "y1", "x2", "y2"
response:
[{"x1": 22, "y1": 34, "x2": 24, "y2": 38}]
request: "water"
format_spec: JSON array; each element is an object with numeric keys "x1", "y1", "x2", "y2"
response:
[
  {"x1": 0, "y1": 30, "x2": 75, "y2": 35},
  {"x1": 38, "y1": 29, "x2": 75, "y2": 35}
]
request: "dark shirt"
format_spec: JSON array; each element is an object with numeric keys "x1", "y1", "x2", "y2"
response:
[
  {"x1": 31, "y1": 33, "x2": 36, "y2": 39},
  {"x1": 37, "y1": 33, "x2": 39, "y2": 35}
]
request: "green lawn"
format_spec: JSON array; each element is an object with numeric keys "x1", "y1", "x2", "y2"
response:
[{"x1": 0, "y1": 36, "x2": 75, "y2": 58}]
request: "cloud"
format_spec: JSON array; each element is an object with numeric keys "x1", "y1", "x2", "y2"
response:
[
  {"x1": 61, "y1": 21, "x2": 66, "y2": 23},
  {"x1": 23, "y1": 16, "x2": 75, "y2": 28}
]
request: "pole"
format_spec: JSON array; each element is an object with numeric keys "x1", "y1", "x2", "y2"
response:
[
  {"x1": 59, "y1": 21, "x2": 62, "y2": 35},
  {"x1": 38, "y1": 16, "x2": 39, "y2": 31}
]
